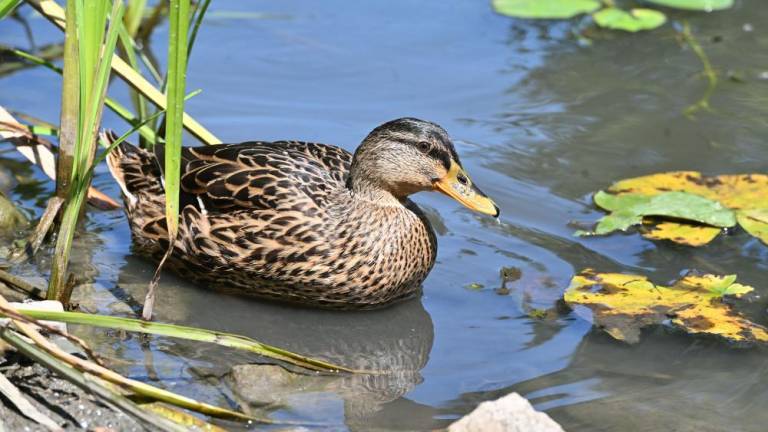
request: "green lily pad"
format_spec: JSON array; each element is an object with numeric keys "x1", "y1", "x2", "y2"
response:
[
  {"x1": 593, "y1": 8, "x2": 667, "y2": 32},
  {"x1": 583, "y1": 190, "x2": 736, "y2": 236},
  {"x1": 702, "y1": 274, "x2": 752, "y2": 298},
  {"x1": 736, "y1": 209, "x2": 768, "y2": 245},
  {"x1": 646, "y1": 0, "x2": 733, "y2": 11},
  {"x1": 598, "y1": 171, "x2": 768, "y2": 246},
  {"x1": 492, "y1": 0, "x2": 601, "y2": 19}
]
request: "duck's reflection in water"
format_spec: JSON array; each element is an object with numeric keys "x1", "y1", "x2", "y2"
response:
[{"x1": 114, "y1": 256, "x2": 435, "y2": 429}]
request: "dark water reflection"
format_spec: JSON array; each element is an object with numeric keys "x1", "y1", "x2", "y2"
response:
[{"x1": 3, "y1": 0, "x2": 768, "y2": 430}]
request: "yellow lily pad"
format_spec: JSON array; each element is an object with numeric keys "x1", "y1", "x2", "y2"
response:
[
  {"x1": 564, "y1": 269, "x2": 768, "y2": 345},
  {"x1": 736, "y1": 208, "x2": 768, "y2": 244},
  {"x1": 587, "y1": 171, "x2": 768, "y2": 246},
  {"x1": 641, "y1": 220, "x2": 721, "y2": 246}
]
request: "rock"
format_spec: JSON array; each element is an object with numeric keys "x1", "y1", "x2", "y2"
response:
[
  {"x1": 2, "y1": 300, "x2": 67, "y2": 333},
  {"x1": 448, "y1": 393, "x2": 564, "y2": 432},
  {"x1": 227, "y1": 364, "x2": 306, "y2": 406},
  {"x1": 0, "y1": 191, "x2": 26, "y2": 232}
]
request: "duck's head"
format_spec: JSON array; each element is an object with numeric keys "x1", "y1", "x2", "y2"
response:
[{"x1": 349, "y1": 118, "x2": 499, "y2": 217}]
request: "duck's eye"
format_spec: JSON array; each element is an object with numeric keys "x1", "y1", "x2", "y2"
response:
[{"x1": 416, "y1": 141, "x2": 431, "y2": 152}]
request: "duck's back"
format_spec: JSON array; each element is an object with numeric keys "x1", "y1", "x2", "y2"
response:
[{"x1": 106, "y1": 137, "x2": 436, "y2": 308}]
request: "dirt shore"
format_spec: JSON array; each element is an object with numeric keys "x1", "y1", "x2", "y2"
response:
[{"x1": 0, "y1": 353, "x2": 142, "y2": 431}]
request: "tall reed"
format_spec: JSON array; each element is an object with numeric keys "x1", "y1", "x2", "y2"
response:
[
  {"x1": 143, "y1": 0, "x2": 189, "y2": 320},
  {"x1": 0, "y1": 0, "x2": 21, "y2": 18},
  {"x1": 48, "y1": 0, "x2": 124, "y2": 300}
]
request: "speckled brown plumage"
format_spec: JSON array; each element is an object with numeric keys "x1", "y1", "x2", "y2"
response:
[{"x1": 106, "y1": 118, "x2": 497, "y2": 309}]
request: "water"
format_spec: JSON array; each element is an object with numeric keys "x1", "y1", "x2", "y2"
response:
[{"x1": 2, "y1": 1, "x2": 768, "y2": 430}]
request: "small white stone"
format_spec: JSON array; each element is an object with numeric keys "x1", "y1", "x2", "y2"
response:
[
  {"x1": 2, "y1": 300, "x2": 67, "y2": 333},
  {"x1": 448, "y1": 393, "x2": 564, "y2": 432}
]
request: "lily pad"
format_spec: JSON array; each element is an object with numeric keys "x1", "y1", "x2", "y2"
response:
[
  {"x1": 593, "y1": 8, "x2": 667, "y2": 32},
  {"x1": 582, "y1": 190, "x2": 735, "y2": 235},
  {"x1": 564, "y1": 269, "x2": 768, "y2": 345},
  {"x1": 641, "y1": 220, "x2": 721, "y2": 247},
  {"x1": 492, "y1": 0, "x2": 601, "y2": 19},
  {"x1": 646, "y1": 0, "x2": 733, "y2": 11},
  {"x1": 584, "y1": 171, "x2": 768, "y2": 246}
]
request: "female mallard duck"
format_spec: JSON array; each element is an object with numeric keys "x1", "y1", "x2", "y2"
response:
[{"x1": 106, "y1": 118, "x2": 498, "y2": 309}]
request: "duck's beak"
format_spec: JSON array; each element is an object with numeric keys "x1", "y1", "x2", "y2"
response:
[{"x1": 433, "y1": 160, "x2": 500, "y2": 217}]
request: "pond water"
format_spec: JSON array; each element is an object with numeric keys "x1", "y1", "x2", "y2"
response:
[{"x1": 3, "y1": 0, "x2": 768, "y2": 430}]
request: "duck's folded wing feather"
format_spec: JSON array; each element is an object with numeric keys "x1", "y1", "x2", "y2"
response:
[{"x1": 174, "y1": 141, "x2": 352, "y2": 213}]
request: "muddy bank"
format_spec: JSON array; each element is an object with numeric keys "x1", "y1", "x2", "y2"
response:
[{"x1": 0, "y1": 353, "x2": 142, "y2": 431}]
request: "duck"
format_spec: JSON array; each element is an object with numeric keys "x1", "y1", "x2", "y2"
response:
[{"x1": 105, "y1": 118, "x2": 499, "y2": 309}]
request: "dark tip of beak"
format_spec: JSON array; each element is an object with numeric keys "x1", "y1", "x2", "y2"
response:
[{"x1": 493, "y1": 203, "x2": 500, "y2": 218}]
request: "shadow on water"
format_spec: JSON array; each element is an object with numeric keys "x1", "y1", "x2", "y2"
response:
[{"x1": 114, "y1": 254, "x2": 437, "y2": 430}]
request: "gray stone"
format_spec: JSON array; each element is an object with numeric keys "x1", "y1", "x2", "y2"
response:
[
  {"x1": 449, "y1": 393, "x2": 564, "y2": 432},
  {"x1": 227, "y1": 364, "x2": 306, "y2": 406}
]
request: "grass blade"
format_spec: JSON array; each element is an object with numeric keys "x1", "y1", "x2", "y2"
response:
[
  {"x1": 12, "y1": 308, "x2": 354, "y2": 373},
  {"x1": 6, "y1": 48, "x2": 158, "y2": 144},
  {"x1": 123, "y1": 0, "x2": 147, "y2": 38},
  {"x1": 0, "y1": 328, "x2": 187, "y2": 432},
  {"x1": 0, "y1": 294, "x2": 262, "y2": 422},
  {"x1": 187, "y1": 0, "x2": 211, "y2": 60},
  {"x1": 26, "y1": 0, "x2": 221, "y2": 145},
  {"x1": 0, "y1": 0, "x2": 21, "y2": 19},
  {"x1": 49, "y1": 1, "x2": 125, "y2": 302},
  {"x1": 143, "y1": 0, "x2": 189, "y2": 321}
]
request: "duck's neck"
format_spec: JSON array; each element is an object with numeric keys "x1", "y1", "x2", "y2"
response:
[{"x1": 346, "y1": 175, "x2": 407, "y2": 208}]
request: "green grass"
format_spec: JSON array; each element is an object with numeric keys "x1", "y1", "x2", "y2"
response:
[
  {"x1": 48, "y1": 0, "x2": 125, "y2": 301},
  {"x1": 141, "y1": 0, "x2": 190, "y2": 320},
  {"x1": 13, "y1": 307, "x2": 353, "y2": 373},
  {"x1": 0, "y1": 0, "x2": 21, "y2": 19}
]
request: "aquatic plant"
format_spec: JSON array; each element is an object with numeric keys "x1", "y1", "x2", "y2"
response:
[
  {"x1": 577, "y1": 171, "x2": 768, "y2": 246},
  {"x1": 3, "y1": 0, "x2": 220, "y2": 313},
  {"x1": 46, "y1": 0, "x2": 125, "y2": 301},
  {"x1": 492, "y1": 0, "x2": 733, "y2": 33},
  {"x1": 564, "y1": 270, "x2": 767, "y2": 345}
]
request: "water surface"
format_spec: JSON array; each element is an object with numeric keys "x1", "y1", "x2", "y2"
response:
[{"x1": 2, "y1": 1, "x2": 768, "y2": 430}]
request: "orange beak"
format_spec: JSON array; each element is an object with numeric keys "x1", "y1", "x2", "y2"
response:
[{"x1": 433, "y1": 160, "x2": 499, "y2": 217}]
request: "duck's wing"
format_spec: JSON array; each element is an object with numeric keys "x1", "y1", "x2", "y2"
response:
[{"x1": 173, "y1": 140, "x2": 352, "y2": 213}]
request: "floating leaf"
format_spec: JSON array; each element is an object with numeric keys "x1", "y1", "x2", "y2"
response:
[
  {"x1": 641, "y1": 220, "x2": 721, "y2": 247},
  {"x1": 584, "y1": 171, "x2": 768, "y2": 246},
  {"x1": 646, "y1": 0, "x2": 733, "y2": 11},
  {"x1": 584, "y1": 190, "x2": 735, "y2": 235},
  {"x1": 466, "y1": 282, "x2": 485, "y2": 290},
  {"x1": 492, "y1": 0, "x2": 601, "y2": 19},
  {"x1": 564, "y1": 269, "x2": 767, "y2": 345},
  {"x1": 736, "y1": 208, "x2": 768, "y2": 244},
  {"x1": 593, "y1": 8, "x2": 667, "y2": 32}
]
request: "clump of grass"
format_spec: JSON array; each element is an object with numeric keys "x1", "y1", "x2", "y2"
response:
[{"x1": 48, "y1": 0, "x2": 125, "y2": 301}]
